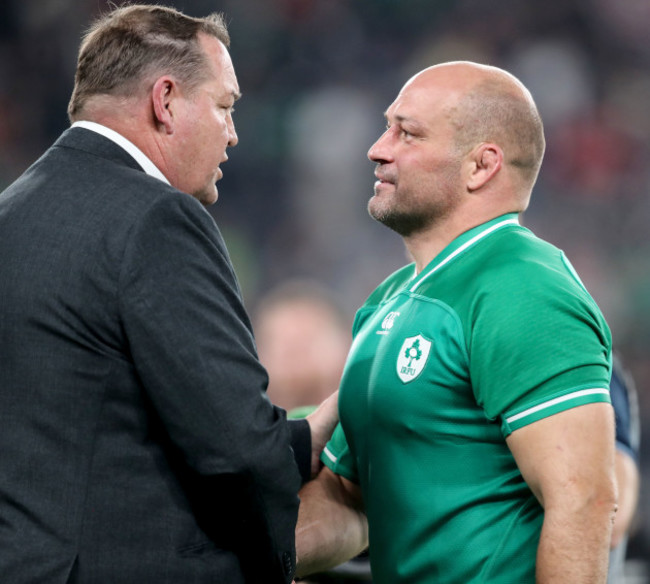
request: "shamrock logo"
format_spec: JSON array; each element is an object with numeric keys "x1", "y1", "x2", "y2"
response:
[
  {"x1": 396, "y1": 334, "x2": 432, "y2": 384},
  {"x1": 404, "y1": 338, "x2": 423, "y2": 366}
]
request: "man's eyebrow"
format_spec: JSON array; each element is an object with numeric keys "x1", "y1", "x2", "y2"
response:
[
  {"x1": 385, "y1": 113, "x2": 425, "y2": 129},
  {"x1": 396, "y1": 114, "x2": 420, "y2": 125}
]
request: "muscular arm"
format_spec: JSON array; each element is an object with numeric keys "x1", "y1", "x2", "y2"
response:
[
  {"x1": 506, "y1": 403, "x2": 618, "y2": 583},
  {"x1": 294, "y1": 466, "x2": 368, "y2": 579}
]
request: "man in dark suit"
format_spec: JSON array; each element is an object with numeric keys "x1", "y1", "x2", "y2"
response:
[{"x1": 0, "y1": 5, "x2": 336, "y2": 583}]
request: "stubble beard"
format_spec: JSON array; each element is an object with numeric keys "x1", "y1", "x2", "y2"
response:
[
  {"x1": 369, "y1": 202, "x2": 430, "y2": 237},
  {"x1": 368, "y1": 185, "x2": 459, "y2": 238}
]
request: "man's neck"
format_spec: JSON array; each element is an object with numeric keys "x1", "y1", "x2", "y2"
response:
[
  {"x1": 404, "y1": 226, "x2": 458, "y2": 275},
  {"x1": 404, "y1": 209, "x2": 518, "y2": 274},
  {"x1": 71, "y1": 120, "x2": 170, "y2": 185}
]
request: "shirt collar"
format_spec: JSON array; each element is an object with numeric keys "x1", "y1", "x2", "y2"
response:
[
  {"x1": 409, "y1": 213, "x2": 521, "y2": 293},
  {"x1": 71, "y1": 121, "x2": 170, "y2": 185}
]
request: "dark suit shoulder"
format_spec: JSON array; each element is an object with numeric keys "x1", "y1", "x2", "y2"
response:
[
  {"x1": 53, "y1": 128, "x2": 195, "y2": 205},
  {"x1": 16, "y1": 127, "x2": 213, "y2": 229}
]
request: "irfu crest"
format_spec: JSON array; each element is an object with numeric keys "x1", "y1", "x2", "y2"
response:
[{"x1": 396, "y1": 334, "x2": 432, "y2": 383}]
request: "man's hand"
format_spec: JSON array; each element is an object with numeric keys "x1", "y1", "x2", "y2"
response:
[
  {"x1": 305, "y1": 391, "x2": 339, "y2": 478},
  {"x1": 295, "y1": 466, "x2": 367, "y2": 579}
]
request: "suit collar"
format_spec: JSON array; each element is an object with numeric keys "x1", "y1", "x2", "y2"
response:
[
  {"x1": 55, "y1": 126, "x2": 170, "y2": 185},
  {"x1": 70, "y1": 122, "x2": 169, "y2": 185}
]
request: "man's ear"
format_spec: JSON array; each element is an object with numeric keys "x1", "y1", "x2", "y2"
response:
[
  {"x1": 152, "y1": 76, "x2": 176, "y2": 134},
  {"x1": 467, "y1": 143, "x2": 503, "y2": 191}
]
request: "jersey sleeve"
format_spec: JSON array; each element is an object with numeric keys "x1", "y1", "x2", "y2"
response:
[
  {"x1": 468, "y1": 246, "x2": 612, "y2": 436},
  {"x1": 320, "y1": 423, "x2": 359, "y2": 483}
]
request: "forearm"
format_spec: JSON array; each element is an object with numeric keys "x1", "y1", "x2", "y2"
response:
[
  {"x1": 536, "y1": 499, "x2": 616, "y2": 582},
  {"x1": 295, "y1": 467, "x2": 368, "y2": 578},
  {"x1": 305, "y1": 391, "x2": 339, "y2": 479}
]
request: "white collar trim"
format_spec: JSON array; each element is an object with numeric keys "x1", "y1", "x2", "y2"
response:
[
  {"x1": 71, "y1": 121, "x2": 170, "y2": 185},
  {"x1": 410, "y1": 217, "x2": 520, "y2": 293}
]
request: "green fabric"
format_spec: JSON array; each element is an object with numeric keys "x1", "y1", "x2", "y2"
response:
[
  {"x1": 287, "y1": 405, "x2": 317, "y2": 419},
  {"x1": 322, "y1": 214, "x2": 612, "y2": 583}
]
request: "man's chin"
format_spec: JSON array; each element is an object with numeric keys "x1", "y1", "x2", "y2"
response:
[
  {"x1": 368, "y1": 205, "x2": 424, "y2": 237},
  {"x1": 193, "y1": 185, "x2": 219, "y2": 206},
  {"x1": 368, "y1": 197, "x2": 391, "y2": 224}
]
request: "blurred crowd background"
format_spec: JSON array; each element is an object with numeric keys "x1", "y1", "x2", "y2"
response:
[{"x1": 1, "y1": 0, "x2": 649, "y2": 572}]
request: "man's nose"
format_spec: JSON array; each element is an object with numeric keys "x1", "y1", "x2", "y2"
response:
[
  {"x1": 228, "y1": 116, "x2": 238, "y2": 147},
  {"x1": 367, "y1": 130, "x2": 391, "y2": 163}
]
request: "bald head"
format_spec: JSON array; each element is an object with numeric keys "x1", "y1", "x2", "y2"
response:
[
  {"x1": 403, "y1": 61, "x2": 546, "y2": 193},
  {"x1": 367, "y1": 60, "x2": 546, "y2": 266}
]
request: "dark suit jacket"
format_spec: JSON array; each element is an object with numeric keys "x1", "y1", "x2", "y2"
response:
[{"x1": 0, "y1": 127, "x2": 304, "y2": 583}]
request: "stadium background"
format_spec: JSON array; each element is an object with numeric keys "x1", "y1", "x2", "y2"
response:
[{"x1": 1, "y1": 0, "x2": 648, "y2": 572}]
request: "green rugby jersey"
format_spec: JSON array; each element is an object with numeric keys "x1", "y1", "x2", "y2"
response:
[{"x1": 322, "y1": 213, "x2": 612, "y2": 583}]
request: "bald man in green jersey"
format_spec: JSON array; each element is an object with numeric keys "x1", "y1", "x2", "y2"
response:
[{"x1": 294, "y1": 61, "x2": 617, "y2": 583}]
